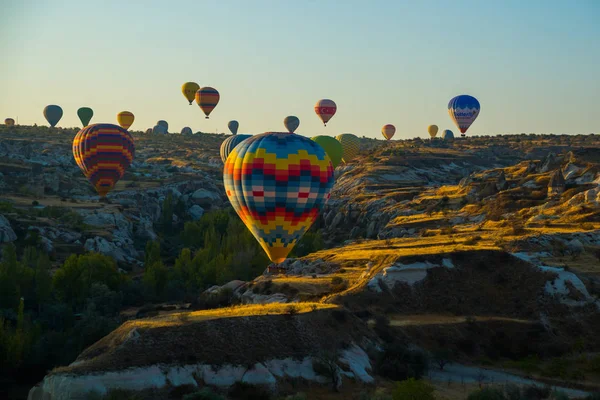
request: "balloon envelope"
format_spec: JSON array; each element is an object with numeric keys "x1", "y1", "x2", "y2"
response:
[
  {"x1": 228, "y1": 120, "x2": 239, "y2": 135},
  {"x1": 156, "y1": 120, "x2": 168, "y2": 131},
  {"x1": 43, "y1": 105, "x2": 63, "y2": 127},
  {"x1": 311, "y1": 135, "x2": 343, "y2": 168},
  {"x1": 428, "y1": 125, "x2": 438, "y2": 138},
  {"x1": 182, "y1": 82, "x2": 200, "y2": 105},
  {"x1": 72, "y1": 123, "x2": 134, "y2": 197},
  {"x1": 284, "y1": 116, "x2": 300, "y2": 133},
  {"x1": 223, "y1": 132, "x2": 334, "y2": 263},
  {"x1": 381, "y1": 124, "x2": 395, "y2": 140},
  {"x1": 181, "y1": 127, "x2": 193, "y2": 135},
  {"x1": 77, "y1": 107, "x2": 93, "y2": 127},
  {"x1": 152, "y1": 125, "x2": 167, "y2": 135},
  {"x1": 117, "y1": 111, "x2": 135, "y2": 130},
  {"x1": 220, "y1": 134, "x2": 251, "y2": 163},
  {"x1": 4, "y1": 118, "x2": 15, "y2": 126},
  {"x1": 442, "y1": 129, "x2": 454, "y2": 140},
  {"x1": 448, "y1": 95, "x2": 480, "y2": 134},
  {"x1": 335, "y1": 134, "x2": 360, "y2": 163},
  {"x1": 314, "y1": 99, "x2": 337, "y2": 126},
  {"x1": 195, "y1": 87, "x2": 220, "y2": 118}
]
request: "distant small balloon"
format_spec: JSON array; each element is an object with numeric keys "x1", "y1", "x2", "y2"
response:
[
  {"x1": 441, "y1": 129, "x2": 454, "y2": 140},
  {"x1": 145, "y1": 128, "x2": 153, "y2": 135},
  {"x1": 43, "y1": 105, "x2": 63, "y2": 127},
  {"x1": 228, "y1": 120, "x2": 239, "y2": 135},
  {"x1": 428, "y1": 125, "x2": 438, "y2": 139},
  {"x1": 117, "y1": 111, "x2": 135, "y2": 130},
  {"x1": 153, "y1": 125, "x2": 167, "y2": 135},
  {"x1": 181, "y1": 82, "x2": 200, "y2": 105},
  {"x1": 4, "y1": 118, "x2": 15, "y2": 126},
  {"x1": 315, "y1": 99, "x2": 337, "y2": 126},
  {"x1": 220, "y1": 134, "x2": 251, "y2": 163},
  {"x1": 381, "y1": 124, "x2": 396, "y2": 140},
  {"x1": 157, "y1": 120, "x2": 168, "y2": 131},
  {"x1": 284, "y1": 116, "x2": 300, "y2": 133},
  {"x1": 77, "y1": 107, "x2": 94, "y2": 127},
  {"x1": 181, "y1": 127, "x2": 193, "y2": 135},
  {"x1": 195, "y1": 87, "x2": 220, "y2": 119},
  {"x1": 448, "y1": 95, "x2": 480, "y2": 134}
]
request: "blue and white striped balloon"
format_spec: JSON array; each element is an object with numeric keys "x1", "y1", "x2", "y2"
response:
[{"x1": 448, "y1": 95, "x2": 480, "y2": 134}]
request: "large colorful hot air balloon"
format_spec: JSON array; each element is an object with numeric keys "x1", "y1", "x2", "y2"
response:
[
  {"x1": 442, "y1": 129, "x2": 454, "y2": 140},
  {"x1": 311, "y1": 136, "x2": 343, "y2": 168},
  {"x1": 428, "y1": 125, "x2": 438, "y2": 139},
  {"x1": 284, "y1": 116, "x2": 300, "y2": 133},
  {"x1": 72, "y1": 123, "x2": 134, "y2": 197},
  {"x1": 117, "y1": 111, "x2": 135, "y2": 130},
  {"x1": 220, "y1": 134, "x2": 251, "y2": 163},
  {"x1": 195, "y1": 87, "x2": 220, "y2": 118},
  {"x1": 181, "y1": 127, "x2": 193, "y2": 135},
  {"x1": 448, "y1": 95, "x2": 480, "y2": 134},
  {"x1": 181, "y1": 82, "x2": 200, "y2": 105},
  {"x1": 335, "y1": 134, "x2": 360, "y2": 163},
  {"x1": 77, "y1": 107, "x2": 93, "y2": 127},
  {"x1": 228, "y1": 120, "x2": 239, "y2": 135},
  {"x1": 43, "y1": 105, "x2": 63, "y2": 127},
  {"x1": 381, "y1": 124, "x2": 396, "y2": 140},
  {"x1": 4, "y1": 118, "x2": 15, "y2": 126},
  {"x1": 314, "y1": 99, "x2": 337, "y2": 126},
  {"x1": 224, "y1": 132, "x2": 334, "y2": 263}
]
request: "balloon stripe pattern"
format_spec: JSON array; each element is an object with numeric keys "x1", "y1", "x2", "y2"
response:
[
  {"x1": 224, "y1": 132, "x2": 334, "y2": 263},
  {"x1": 117, "y1": 111, "x2": 135, "y2": 130},
  {"x1": 381, "y1": 124, "x2": 395, "y2": 140},
  {"x1": 335, "y1": 133, "x2": 360, "y2": 163},
  {"x1": 196, "y1": 87, "x2": 220, "y2": 118},
  {"x1": 448, "y1": 95, "x2": 480, "y2": 134},
  {"x1": 73, "y1": 123, "x2": 135, "y2": 197},
  {"x1": 220, "y1": 134, "x2": 251, "y2": 163}
]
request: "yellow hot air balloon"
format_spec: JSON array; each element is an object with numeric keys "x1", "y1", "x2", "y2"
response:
[
  {"x1": 182, "y1": 82, "x2": 200, "y2": 105},
  {"x1": 117, "y1": 111, "x2": 135, "y2": 130},
  {"x1": 381, "y1": 124, "x2": 395, "y2": 140},
  {"x1": 428, "y1": 125, "x2": 438, "y2": 139}
]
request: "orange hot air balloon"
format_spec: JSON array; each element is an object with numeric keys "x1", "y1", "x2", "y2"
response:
[
  {"x1": 5, "y1": 118, "x2": 15, "y2": 126},
  {"x1": 181, "y1": 82, "x2": 200, "y2": 105},
  {"x1": 381, "y1": 124, "x2": 396, "y2": 140},
  {"x1": 314, "y1": 99, "x2": 337, "y2": 126},
  {"x1": 195, "y1": 87, "x2": 220, "y2": 118},
  {"x1": 117, "y1": 111, "x2": 135, "y2": 130}
]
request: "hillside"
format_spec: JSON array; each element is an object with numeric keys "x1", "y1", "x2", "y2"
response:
[{"x1": 1, "y1": 126, "x2": 599, "y2": 399}]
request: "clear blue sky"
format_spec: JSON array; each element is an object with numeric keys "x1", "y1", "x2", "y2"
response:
[{"x1": 1, "y1": 0, "x2": 598, "y2": 138}]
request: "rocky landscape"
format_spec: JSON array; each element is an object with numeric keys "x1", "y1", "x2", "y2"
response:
[{"x1": 0, "y1": 125, "x2": 599, "y2": 399}]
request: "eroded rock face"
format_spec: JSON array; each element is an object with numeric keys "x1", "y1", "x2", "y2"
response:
[
  {"x1": 28, "y1": 345, "x2": 373, "y2": 400},
  {"x1": 0, "y1": 215, "x2": 17, "y2": 243}
]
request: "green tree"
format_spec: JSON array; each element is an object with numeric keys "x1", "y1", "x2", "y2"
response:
[
  {"x1": 392, "y1": 378, "x2": 436, "y2": 400},
  {"x1": 143, "y1": 260, "x2": 168, "y2": 298},
  {"x1": 144, "y1": 240, "x2": 161, "y2": 267}
]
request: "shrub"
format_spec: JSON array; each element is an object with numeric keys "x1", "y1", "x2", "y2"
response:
[
  {"x1": 331, "y1": 276, "x2": 343, "y2": 285},
  {"x1": 376, "y1": 344, "x2": 429, "y2": 381},
  {"x1": 392, "y1": 378, "x2": 436, "y2": 400},
  {"x1": 283, "y1": 394, "x2": 307, "y2": 400},
  {"x1": 285, "y1": 305, "x2": 299, "y2": 316},
  {"x1": 228, "y1": 382, "x2": 271, "y2": 400},
  {"x1": 467, "y1": 388, "x2": 506, "y2": 400},
  {"x1": 359, "y1": 389, "x2": 392, "y2": 400},
  {"x1": 522, "y1": 385, "x2": 551, "y2": 400}
]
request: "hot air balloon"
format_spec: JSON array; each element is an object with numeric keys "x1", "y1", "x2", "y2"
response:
[
  {"x1": 195, "y1": 87, "x2": 220, "y2": 118},
  {"x1": 153, "y1": 125, "x2": 167, "y2": 135},
  {"x1": 181, "y1": 127, "x2": 193, "y2": 135},
  {"x1": 381, "y1": 124, "x2": 396, "y2": 140},
  {"x1": 220, "y1": 134, "x2": 251, "y2": 163},
  {"x1": 228, "y1": 120, "x2": 239, "y2": 135},
  {"x1": 145, "y1": 128, "x2": 153, "y2": 135},
  {"x1": 72, "y1": 123, "x2": 134, "y2": 197},
  {"x1": 442, "y1": 129, "x2": 454, "y2": 140},
  {"x1": 77, "y1": 107, "x2": 93, "y2": 127},
  {"x1": 314, "y1": 99, "x2": 337, "y2": 126},
  {"x1": 4, "y1": 118, "x2": 15, "y2": 126},
  {"x1": 181, "y1": 82, "x2": 200, "y2": 105},
  {"x1": 284, "y1": 116, "x2": 300, "y2": 133},
  {"x1": 311, "y1": 136, "x2": 343, "y2": 168},
  {"x1": 335, "y1": 134, "x2": 360, "y2": 163},
  {"x1": 117, "y1": 111, "x2": 135, "y2": 130},
  {"x1": 156, "y1": 120, "x2": 168, "y2": 131},
  {"x1": 43, "y1": 105, "x2": 63, "y2": 127},
  {"x1": 448, "y1": 95, "x2": 480, "y2": 134},
  {"x1": 224, "y1": 132, "x2": 334, "y2": 263},
  {"x1": 428, "y1": 125, "x2": 438, "y2": 139}
]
